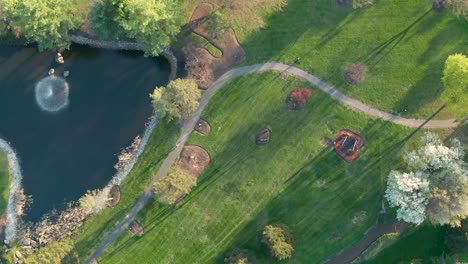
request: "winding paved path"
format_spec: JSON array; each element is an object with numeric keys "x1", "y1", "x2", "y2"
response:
[{"x1": 85, "y1": 62, "x2": 463, "y2": 263}]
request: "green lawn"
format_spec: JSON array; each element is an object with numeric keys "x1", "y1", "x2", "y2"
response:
[
  {"x1": 367, "y1": 225, "x2": 449, "y2": 263},
  {"x1": 74, "y1": 121, "x2": 180, "y2": 259},
  {"x1": 0, "y1": 151, "x2": 10, "y2": 215},
  {"x1": 240, "y1": 0, "x2": 467, "y2": 119},
  {"x1": 96, "y1": 72, "x2": 426, "y2": 263}
]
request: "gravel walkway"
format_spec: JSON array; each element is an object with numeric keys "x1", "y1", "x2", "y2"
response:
[{"x1": 85, "y1": 62, "x2": 462, "y2": 263}]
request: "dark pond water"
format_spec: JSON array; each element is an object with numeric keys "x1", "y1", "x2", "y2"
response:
[{"x1": 0, "y1": 45, "x2": 170, "y2": 221}]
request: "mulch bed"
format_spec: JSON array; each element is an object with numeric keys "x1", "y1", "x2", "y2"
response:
[
  {"x1": 195, "y1": 119, "x2": 211, "y2": 136},
  {"x1": 128, "y1": 220, "x2": 144, "y2": 236},
  {"x1": 344, "y1": 64, "x2": 368, "y2": 86},
  {"x1": 107, "y1": 185, "x2": 121, "y2": 208},
  {"x1": 255, "y1": 128, "x2": 271, "y2": 145},
  {"x1": 177, "y1": 145, "x2": 211, "y2": 178},
  {"x1": 185, "y1": 3, "x2": 246, "y2": 89}
]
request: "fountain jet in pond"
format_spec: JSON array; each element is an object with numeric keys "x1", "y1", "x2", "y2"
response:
[{"x1": 34, "y1": 76, "x2": 70, "y2": 112}]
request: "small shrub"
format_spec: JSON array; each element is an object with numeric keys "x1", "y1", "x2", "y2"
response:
[
  {"x1": 286, "y1": 88, "x2": 312, "y2": 110},
  {"x1": 153, "y1": 167, "x2": 197, "y2": 204},
  {"x1": 344, "y1": 64, "x2": 368, "y2": 86},
  {"x1": 352, "y1": 0, "x2": 374, "y2": 9},
  {"x1": 262, "y1": 224, "x2": 294, "y2": 261},
  {"x1": 430, "y1": 0, "x2": 446, "y2": 12},
  {"x1": 224, "y1": 248, "x2": 255, "y2": 264}
]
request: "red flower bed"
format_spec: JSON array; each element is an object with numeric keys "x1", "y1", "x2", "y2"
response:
[{"x1": 286, "y1": 88, "x2": 312, "y2": 110}]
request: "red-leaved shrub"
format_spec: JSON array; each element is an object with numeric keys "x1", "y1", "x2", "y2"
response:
[{"x1": 287, "y1": 88, "x2": 312, "y2": 110}]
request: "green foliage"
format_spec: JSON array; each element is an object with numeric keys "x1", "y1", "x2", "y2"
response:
[
  {"x1": 90, "y1": 1, "x2": 124, "y2": 40},
  {"x1": 153, "y1": 167, "x2": 197, "y2": 204},
  {"x1": 352, "y1": 0, "x2": 374, "y2": 9},
  {"x1": 262, "y1": 224, "x2": 294, "y2": 260},
  {"x1": 1, "y1": 0, "x2": 82, "y2": 51},
  {"x1": 150, "y1": 79, "x2": 201, "y2": 121},
  {"x1": 24, "y1": 238, "x2": 79, "y2": 264},
  {"x1": 441, "y1": 54, "x2": 468, "y2": 120},
  {"x1": 91, "y1": 0, "x2": 183, "y2": 56},
  {"x1": 444, "y1": 218, "x2": 468, "y2": 254}
]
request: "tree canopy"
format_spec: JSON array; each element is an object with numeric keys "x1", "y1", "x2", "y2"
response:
[
  {"x1": 1, "y1": 0, "x2": 82, "y2": 51},
  {"x1": 441, "y1": 53, "x2": 468, "y2": 120},
  {"x1": 153, "y1": 168, "x2": 197, "y2": 205},
  {"x1": 92, "y1": 0, "x2": 183, "y2": 56},
  {"x1": 385, "y1": 132, "x2": 467, "y2": 226},
  {"x1": 150, "y1": 79, "x2": 201, "y2": 121},
  {"x1": 261, "y1": 224, "x2": 294, "y2": 260}
]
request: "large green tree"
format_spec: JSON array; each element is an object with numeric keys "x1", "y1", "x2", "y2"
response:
[
  {"x1": 1, "y1": 0, "x2": 82, "y2": 51},
  {"x1": 150, "y1": 79, "x2": 201, "y2": 121},
  {"x1": 92, "y1": 0, "x2": 183, "y2": 56},
  {"x1": 441, "y1": 54, "x2": 468, "y2": 120},
  {"x1": 153, "y1": 167, "x2": 197, "y2": 205}
]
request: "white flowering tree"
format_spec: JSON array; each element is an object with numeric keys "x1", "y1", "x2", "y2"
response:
[
  {"x1": 79, "y1": 189, "x2": 111, "y2": 215},
  {"x1": 385, "y1": 132, "x2": 467, "y2": 226},
  {"x1": 385, "y1": 171, "x2": 429, "y2": 224}
]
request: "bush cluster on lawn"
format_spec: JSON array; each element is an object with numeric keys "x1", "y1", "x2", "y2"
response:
[
  {"x1": 153, "y1": 167, "x2": 197, "y2": 205},
  {"x1": 262, "y1": 224, "x2": 294, "y2": 260},
  {"x1": 150, "y1": 79, "x2": 202, "y2": 121},
  {"x1": 286, "y1": 88, "x2": 312, "y2": 110},
  {"x1": 344, "y1": 64, "x2": 368, "y2": 86}
]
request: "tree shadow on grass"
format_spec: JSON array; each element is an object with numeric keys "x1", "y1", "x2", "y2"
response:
[
  {"x1": 242, "y1": 0, "x2": 352, "y2": 63},
  {"x1": 393, "y1": 17, "x2": 467, "y2": 119},
  {"x1": 209, "y1": 117, "x2": 425, "y2": 263},
  {"x1": 360, "y1": 9, "x2": 432, "y2": 67}
]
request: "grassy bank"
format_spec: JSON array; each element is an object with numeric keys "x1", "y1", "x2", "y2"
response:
[
  {"x1": 97, "y1": 72, "x2": 425, "y2": 263},
  {"x1": 0, "y1": 151, "x2": 9, "y2": 215},
  {"x1": 73, "y1": 120, "x2": 180, "y2": 259}
]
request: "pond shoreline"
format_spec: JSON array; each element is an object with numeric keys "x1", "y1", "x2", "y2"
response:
[
  {"x1": 0, "y1": 138, "x2": 23, "y2": 243},
  {"x1": 69, "y1": 34, "x2": 178, "y2": 80},
  {"x1": 0, "y1": 35, "x2": 173, "y2": 245}
]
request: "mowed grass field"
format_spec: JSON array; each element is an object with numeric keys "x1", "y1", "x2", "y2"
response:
[
  {"x1": 0, "y1": 151, "x2": 9, "y2": 215},
  {"x1": 97, "y1": 72, "x2": 424, "y2": 263},
  {"x1": 241, "y1": 0, "x2": 467, "y2": 119}
]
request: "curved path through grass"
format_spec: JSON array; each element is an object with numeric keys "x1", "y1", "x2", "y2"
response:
[{"x1": 86, "y1": 62, "x2": 462, "y2": 263}]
